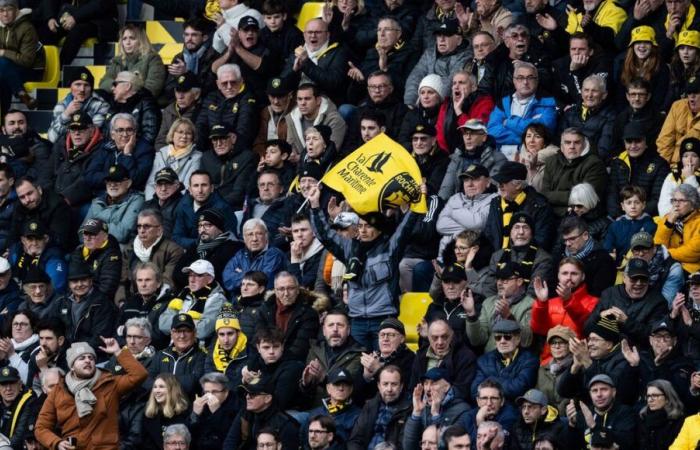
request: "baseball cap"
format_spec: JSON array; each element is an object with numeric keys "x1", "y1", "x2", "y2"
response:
[
  {"x1": 0, "y1": 366, "x2": 20, "y2": 384},
  {"x1": 588, "y1": 374, "x2": 615, "y2": 388},
  {"x1": 331, "y1": 212, "x2": 360, "y2": 230},
  {"x1": 155, "y1": 167, "x2": 179, "y2": 184},
  {"x1": 239, "y1": 376, "x2": 273, "y2": 395},
  {"x1": 516, "y1": 389, "x2": 547, "y2": 407},
  {"x1": 79, "y1": 218, "x2": 108, "y2": 234},
  {"x1": 171, "y1": 313, "x2": 195, "y2": 330},
  {"x1": 420, "y1": 367, "x2": 451, "y2": 382},
  {"x1": 458, "y1": 118, "x2": 487, "y2": 132},
  {"x1": 22, "y1": 220, "x2": 48, "y2": 238},
  {"x1": 495, "y1": 261, "x2": 524, "y2": 280},
  {"x1": 181, "y1": 260, "x2": 215, "y2": 277},
  {"x1": 327, "y1": 367, "x2": 353, "y2": 384},
  {"x1": 689, "y1": 271, "x2": 700, "y2": 284},
  {"x1": 411, "y1": 123, "x2": 437, "y2": 137},
  {"x1": 68, "y1": 111, "x2": 92, "y2": 130},
  {"x1": 441, "y1": 263, "x2": 467, "y2": 283},
  {"x1": 104, "y1": 164, "x2": 130, "y2": 182},
  {"x1": 209, "y1": 123, "x2": 234, "y2": 139},
  {"x1": 0, "y1": 258, "x2": 9, "y2": 275},
  {"x1": 625, "y1": 258, "x2": 650, "y2": 279},
  {"x1": 266, "y1": 77, "x2": 292, "y2": 97},
  {"x1": 622, "y1": 122, "x2": 645, "y2": 141},
  {"x1": 630, "y1": 231, "x2": 653, "y2": 250},
  {"x1": 238, "y1": 15, "x2": 260, "y2": 29},
  {"x1": 491, "y1": 161, "x2": 528, "y2": 184},
  {"x1": 650, "y1": 319, "x2": 675, "y2": 335},
  {"x1": 458, "y1": 164, "x2": 489, "y2": 179},
  {"x1": 175, "y1": 72, "x2": 201, "y2": 92},
  {"x1": 433, "y1": 19, "x2": 460, "y2": 36},
  {"x1": 546, "y1": 325, "x2": 575, "y2": 343},
  {"x1": 492, "y1": 319, "x2": 521, "y2": 334}
]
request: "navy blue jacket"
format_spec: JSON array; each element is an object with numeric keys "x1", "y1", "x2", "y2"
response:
[
  {"x1": 470, "y1": 348, "x2": 539, "y2": 402},
  {"x1": 0, "y1": 191, "x2": 17, "y2": 252},
  {"x1": 459, "y1": 402, "x2": 519, "y2": 443},
  {"x1": 172, "y1": 191, "x2": 238, "y2": 250}
]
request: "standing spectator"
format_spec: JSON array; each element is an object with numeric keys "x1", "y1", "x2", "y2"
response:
[{"x1": 252, "y1": 78, "x2": 295, "y2": 156}]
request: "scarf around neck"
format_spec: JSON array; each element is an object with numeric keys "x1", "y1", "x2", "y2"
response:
[
  {"x1": 133, "y1": 234, "x2": 163, "y2": 263},
  {"x1": 565, "y1": 236, "x2": 594, "y2": 260},
  {"x1": 66, "y1": 368, "x2": 102, "y2": 417}
]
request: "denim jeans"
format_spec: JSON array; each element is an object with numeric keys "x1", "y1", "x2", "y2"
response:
[
  {"x1": 351, "y1": 316, "x2": 386, "y2": 351},
  {"x1": 0, "y1": 57, "x2": 29, "y2": 115}
]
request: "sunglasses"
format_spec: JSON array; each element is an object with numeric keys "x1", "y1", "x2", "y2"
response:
[{"x1": 494, "y1": 334, "x2": 514, "y2": 341}]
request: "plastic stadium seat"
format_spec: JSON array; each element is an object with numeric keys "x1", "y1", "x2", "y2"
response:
[
  {"x1": 24, "y1": 46, "x2": 60, "y2": 92},
  {"x1": 398, "y1": 292, "x2": 432, "y2": 352},
  {"x1": 296, "y1": 2, "x2": 324, "y2": 31},
  {"x1": 86, "y1": 65, "x2": 107, "y2": 86},
  {"x1": 157, "y1": 43, "x2": 183, "y2": 64},
  {"x1": 146, "y1": 20, "x2": 183, "y2": 43}
]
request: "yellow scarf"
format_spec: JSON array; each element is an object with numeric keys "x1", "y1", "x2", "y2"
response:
[
  {"x1": 81, "y1": 238, "x2": 108, "y2": 259},
  {"x1": 501, "y1": 191, "x2": 527, "y2": 248},
  {"x1": 168, "y1": 144, "x2": 194, "y2": 160},
  {"x1": 212, "y1": 332, "x2": 248, "y2": 372},
  {"x1": 501, "y1": 348, "x2": 519, "y2": 367}
]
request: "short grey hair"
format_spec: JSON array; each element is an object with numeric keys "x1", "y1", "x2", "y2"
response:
[
  {"x1": 200, "y1": 372, "x2": 230, "y2": 388},
  {"x1": 217, "y1": 63, "x2": 241, "y2": 80},
  {"x1": 124, "y1": 316, "x2": 153, "y2": 339},
  {"x1": 453, "y1": 70, "x2": 476, "y2": 87},
  {"x1": 373, "y1": 443, "x2": 397, "y2": 450},
  {"x1": 582, "y1": 74, "x2": 607, "y2": 93},
  {"x1": 569, "y1": 183, "x2": 600, "y2": 210},
  {"x1": 137, "y1": 208, "x2": 163, "y2": 225},
  {"x1": 163, "y1": 424, "x2": 191, "y2": 446},
  {"x1": 672, "y1": 184, "x2": 700, "y2": 209},
  {"x1": 274, "y1": 270, "x2": 299, "y2": 286},
  {"x1": 560, "y1": 127, "x2": 586, "y2": 140},
  {"x1": 40, "y1": 367, "x2": 65, "y2": 387},
  {"x1": 513, "y1": 61, "x2": 537, "y2": 78},
  {"x1": 109, "y1": 113, "x2": 138, "y2": 132},
  {"x1": 242, "y1": 218, "x2": 268, "y2": 235}
]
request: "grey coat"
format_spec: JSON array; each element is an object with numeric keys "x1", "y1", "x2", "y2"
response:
[
  {"x1": 438, "y1": 143, "x2": 507, "y2": 201},
  {"x1": 404, "y1": 43, "x2": 473, "y2": 105},
  {"x1": 83, "y1": 191, "x2": 145, "y2": 244}
]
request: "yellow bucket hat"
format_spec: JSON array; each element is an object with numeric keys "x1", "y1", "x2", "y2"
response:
[
  {"x1": 677, "y1": 30, "x2": 700, "y2": 48},
  {"x1": 629, "y1": 26, "x2": 657, "y2": 46}
]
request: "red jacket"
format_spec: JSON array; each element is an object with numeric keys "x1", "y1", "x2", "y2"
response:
[
  {"x1": 436, "y1": 94, "x2": 495, "y2": 152},
  {"x1": 530, "y1": 284, "x2": 599, "y2": 364}
]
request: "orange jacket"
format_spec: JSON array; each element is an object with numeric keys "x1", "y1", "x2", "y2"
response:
[
  {"x1": 654, "y1": 210, "x2": 700, "y2": 274},
  {"x1": 35, "y1": 350, "x2": 148, "y2": 450},
  {"x1": 530, "y1": 284, "x2": 599, "y2": 363},
  {"x1": 656, "y1": 98, "x2": 700, "y2": 164}
]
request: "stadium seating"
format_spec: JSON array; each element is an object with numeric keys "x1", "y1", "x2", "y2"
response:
[
  {"x1": 24, "y1": 46, "x2": 61, "y2": 92},
  {"x1": 296, "y1": 2, "x2": 324, "y2": 31},
  {"x1": 398, "y1": 292, "x2": 432, "y2": 351}
]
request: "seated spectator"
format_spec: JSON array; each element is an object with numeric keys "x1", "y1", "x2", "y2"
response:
[
  {"x1": 299, "y1": 125, "x2": 339, "y2": 174},
  {"x1": 404, "y1": 19, "x2": 471, "y2": 106},
  {"x1": 35, "y1": 339, "x2": 147, "y2": 449},
  {"x1": 551, "y1": 33, "x2": 610, "y2": 108},
  {"x1": 359, "y1": 318, "x2": 415, "y2": 398},
  {"x1": 223, "y1": 219, "x2": 287, "y2": 294},
  {"x1": 536, "y1": 326, "x2": 576, "y2": 415},
  {"x1": 156, "y1": 73, "x2": 202, "y2": 151},
  {"x1": 71, "y1": 218, "x2": 122, "y2": 299},
  {"x1": 196, "y1": 64, "x2": 257, "y2": 151},
  {"x1": 658, "y1": 136, "x2": 700, "y2": 217},
  {"x1": 10, "y1": 177, "x2": 74, "y2": 253},
  {"x1": 252, "y1": 79, "x2": 294, "y2": 157},
  {"x1": 83, "y1": 164, "x2": 145, "y2": 245},
  {"x1": 459, "y1": 379, "x2": 519, "y2": 441},
  {"x1": 484, "y1": 162, "x2": 554, "y2": 252},
  {"x1": 302, "y1": 373, "x2": 361, "y2": 442},
  {"x1": 514, "y1": 124, "x2": 558, "y2": 193},
  {"x1": 190, "y1": 372, "x2": 239, "y2": 450},
  {"x1": 141, "y1": 373, "x2": 190, "y2": 449},
  {"x1": 301, "y1": 309, "x2": 363, "y2": 405},
  {"x1": 280, "y1": 18, "x2": 349, "y2": 107},
  {"x1": 348, "y1": 365, "x2": 411, "y2": 450},
  {"x1": 25, "y1": 318, "x2": 68, "y2": 393},
  {"x1": 608, "y1": 123, "x2": 670, "y2": 218},
  {"x1": 230, "y1": 272, "x2": 266, "y2": 340},
  {"x1": 0, "y1": 0, "x2": 39, "y2": 113},
  {"x1": 611, "y1": 78, "x2": 664, "y2": 154},
  {"x1": 8, "y1": 219, "x2": 67, "y2": 294},
  {"x1": 559, "y1": 183, "x2": 610, "y2": 247},
  {"x1": 586, "y1": 258, "x2": 669, "y2": 347},
  {"x1": 1, "y1": 110, "x2": 51, "y2": 182},
  {"x1": 512, "y1": 389, "x2": 566, "y2": 450},
  {"x1": 398, "y1": 75, "x2": 446, "y2": 150},
  {"x1": 116, "y1": 263, "x2": 173, "y2": 349},
  {"x1": 50, "y1": 259, "x2": 116, "y2": 361},
  {"x1": 541, "y1": 128, "x2": 607, "y2": 218},
  {"x1": 172, "y1": 171, "x2": 237, "y2": 250},
  {"x1": 478, "y1": 24, "x2": 552, "y2": 103},
  {"x1": 286, "y1": 83, "x2": 347, "y2": 156},
  {"x1": 403, "y1": 367, "x2": 470, "y2": 450},
  {"x1": 482, "y1": 212, "x2": 553, "y2": 298},
  {"x1": 223, "y1": 375, "x2": 300, "y2": 450},
  {"x1": 174, "y1": 209, "x2": 240, "y2": 289},
  {"x1": 0, "y1": 310, "x2": 39, "y2": 381},
  {"x1": 204, "y1": 306, "x2": 248, "y2": 384},
  {"x1": 438, "y1": 119, "x2": 506, "y2": 200},
  {"x1": 95, "y1": 113, "x2": 155, "y2": 192},
  {"x1": 47, "y1": 68, "x2": 109, "y2": 144},
  {"x1": 50, "y1": 111, "x2": 108, "y2": 211},
  {"x1": 0, "y1": 364, "x2": 37, "y2": 449},
  {"x1": 465, "y1": 262, "x2": 535, "y2": 352},
  {"x1": 148, "y1": 314, "x2": 206, "y2": 397},
  {"x1": 99, "y1": 24, "x2": 166, "y2": 97},
  {"x1": 410, "y1": 123, "x2": 449, "y2": 195},
  {"x1": 531, "y1": 258, "x2": 599, "y2": 361},
  {"x1": 603, "y1": 186, "x2": 657, "y2": 264},
  {"x1": 104, "y1": 71, "x2": 162, "y2": 146},
  {"x1": 259, "y1": 0, "x2": 304, "y2": 61},
  {"x1": 211, "y1": 16, "x2": 279, "y2": 102},
  {"x1": 667, "y1": 30, "x2": 700, "y2": 109},
  {"x1": 567, "y1": 378, "x2": 635, "y2": 450},
  {"x1": 657, "y1": 77, "x2": 700, "y2": 166},
  {"x1": 162, "y1": 18, "x2": 218, "y2": 104},
  {"x1": 437, "y1": 164, "x2": 497, "y2": 252},
  {"x1": 410, "y1": 319, "x2": 476, "y2": 400},
  {"x1": 424, "y1": 263, "x2": 471, "y2": 344},
  {"x1": 305, "y1": 415, "x2": 345, "y2": 450},
  {"x1": 288, "y1": 214, "x2": 324, "y2": 289},
  {"x1": 159, "y1": 259, "x2": 227, "y2": 343},
  {"x1": 106, "y1": 317, "x2": 154, "y2": 374},
  {"x1": 471, "y1": 320, "x2": 538, "y2": 401},
  {"x1": 163, "y1": 424, "x2": 192, "y2": 450},
  {"x1": 242, "y1": 170, "x2": 293, "y2": 250},
  {"x1": 145, "y1": 118, "x2": 202, "y2": 201},
  {"x1": 18, "y1": 268, "x2": 59, "y2": 320},
  {"x1": 0, "y1": 164, "x2": 15, "y2": 256},
  {"x1": 654, "y1": 183, "x2": 700, "y2": 274},
  {"x1": 638, "y1": 379, "x2": 686, "y2": 450},
  {"x1": 140, "y1": 168, "x2": 183, "y2": 237},
  {"x1": 487, "y1": 61, "x2": 557, "y2": 160},
  {"x1": 120, "y1": 209, "x2": 183, "y2": 299},
  {"x1": 466, "y1": 32, "x2": 496, "y2": 86},
  {"x1": 440, "y1": 426, "x2": 472, "y2": 450}
]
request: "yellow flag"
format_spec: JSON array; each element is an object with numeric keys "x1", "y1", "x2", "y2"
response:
[{"x1": 321, "y1": 133, "x2": 428, "y2": 214}]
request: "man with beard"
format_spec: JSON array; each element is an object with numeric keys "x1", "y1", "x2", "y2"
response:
[
  {"x1": 307, "y1": 416, "x2": 343, "y2": 450},
  {"x1": 35, "y1": 339, "x2": 148, "y2": 449},
  {"x1": 47, "y1": 68, "x2": 109, "y2": 144},
  {"x1": 0, "y1": 164, "x2": 16, "y2": 254},
  {"x1": 25, "y1": 319, "x2": 68, "y2": 393},
  {"x1": 156, "y1": 72, "x2": 202, "y2": 150},
  {"x1": 1, "y1": 110, "x2": 52, "y2": 181},
  {"x1": 512, "y1": 389, "x2": 566, "y2": 450},
  {"x1": 175, "y1": 209, "x2": 241, "y2": 290}
]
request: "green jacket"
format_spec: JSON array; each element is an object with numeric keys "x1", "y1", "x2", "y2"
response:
[
  {"x1": 0, "y1": 9, "x2": 39, "y2": 68},
  {"x1": 465, "y1": 292, "x2": 534, "y2": 352},
  {"x1": 541, "y1": 150, "x2": 608, "y2": 217},
  {"x1": 100, "y1": 50, "x2": 167, "y2": 97}
]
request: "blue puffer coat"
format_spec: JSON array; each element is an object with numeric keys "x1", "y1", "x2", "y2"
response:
[{"x1": 470, "y1": 348, "x2": 539, "y2": 402}]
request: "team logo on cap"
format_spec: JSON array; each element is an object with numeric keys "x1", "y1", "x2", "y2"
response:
[
  {"x1": 178, "y1": 314, "x2": 188, "y2": 321},
  {"x1": 109, "y1": 166, "x2": 116, "y2": 174},
  {"x1": 80, "y1": 73, "x2": 88, "y2": 81},
  {"x1": 178, "y1": 75, "x2": 185, "y2": 83},
  {"x1": 467, "y1": 165, "x2": 476, "y2": 171},
  {"x1": 518, "y1": 216, "x2": 527, "y2": 223},
  {"x1": 416, "y1": 125, "x2": 424, "y2": 131},
  {"x1": 1, "y1": 368, "x2": 9, "y2": 376},
  {"x1": 222, "y1": 318, "x2": 230, "y2": 325},
  {"x1": 272, "y1": 78, "x2": 281, "y2": 88},
  {"x1": 199, "y1": 215, "x2": 205, "y2": 222},
  {"x1": 29, "y1": 222, "x2": 37, "y2": 231},
  {"x1": 72, "y1": 114, "x2": 81, "y2": 122},
  {"x1": 687, "y1": 142, "x2": 694, "y2": 150}
]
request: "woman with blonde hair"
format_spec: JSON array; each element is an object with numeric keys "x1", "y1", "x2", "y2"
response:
[
  {"x1": 617, "y1": 26, "x2": 669, "y2": 111},
  {"x1": 100, "y1": 23, "x2": 166, "y2": 96},
  {"x1": 141, "y1": 373, "x2": 190, "y2": 449},
  {"x1": 144, "y1": 118, "x2": 202, "y2": 199}
]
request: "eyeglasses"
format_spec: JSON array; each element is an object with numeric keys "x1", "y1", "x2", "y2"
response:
[
  {"x1": 549, "y1": 339, "x2": 567, "y2": 347},
  {"x1": 113, "y1": 127, "x2": 135, "y2": 135},
  {"x1": 368, "y1": 84, "x2": 390, "y2": 91},
  {"x1": 494, "y1": 334, "x2": 513, "y2": 341},
  {"x1": 514, "y1": 75, "x2": 537, "y2": 82},
  {"x1": 563, "y1": 232, "x2": 585, "y2": 243},
  {"x1": 628, "y1": 277, "x2": 649, "y2": 284},
  {"x1": 646, "y1": 393, "x2": 665, "y2": 400},
  {"x1": 136, "y1": 224, "x2": 158, "y2": 229},
  {"x1": 12, "y1": 322, "x2": 30, "y2": 328},
  {"x1": 670, "y1": 198, "x2": 690, "y2": 204},
  {"x1": 379, "y1": 332, "x2": 399, "y2": 339}
]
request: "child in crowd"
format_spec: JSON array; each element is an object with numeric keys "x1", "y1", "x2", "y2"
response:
[{"x1": 604, "y1": 185, "x2": 657, "y2": 264}]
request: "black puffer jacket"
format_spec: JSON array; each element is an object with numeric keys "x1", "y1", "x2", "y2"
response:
[
  {"x1": 51, "y1": 132, "x2": 108, "y2": 207},
  {"x1": 611, "y1": 102, "x2": 665, "y2": 154},
  {"x1": 200, "y1": 147, "x2": 258, "y2": 210},
  {"x1": 409, "y1": 341, "x2": 477, "y2": 400},
  {"x1": 512, "y1": 412, "x2": 567, "y2": 450},
  {"x1": 232, "y1": 293, "x2": 265, "y2": 343},
  {"x1": 255, "y1": 292, "x2": 320, "y2": 362},
  {"x1": 637, "y1": 410, "x2": 684, "y2": 450},
  {"x1": 607, "y1": 150, "x2": 670, "y2": 217},
  {"x1": 347, "y1": 394, "x2": 412, "y2": 450},
  {"x1": 397, "y1": 104, "x2": 440, "y2": 150},
  {"x1": 343, "y1": 96, "x2": 410, "y2": 155},
  {"x1": 117, "y1": 388, "x2": 147, "y2": 450},
  {"x1": 195, "y1": 87, "x2": 258, "y2": 151},
  {"x1": 140, "y1": 191, "x2": 183, "y2": 238},
  {"x1": 190, "y1": 392, "x2": 239, "y2": 450},
  {"x1": 104, "y1": 88, "x2": 162, "y2": 145},
  {"x1": 173, "y1": 233, "x2": 242, "y2": 290},
  {"x1": 118, "y1": 286, "x2": 173, "y2": 349},
  {"x1": 280, "y1": 42, "x2": 350, "y2": 106},
  {"x1": 560, "y1": 103, "x2": 616, "y2": 161},
  {"x1": 247, "y1": 355, "x2": 305, "y2": 410},
  {"x1": 147, "y1": 345, "x2": 207, "y2": 396},
  {"x1": 70, "y1": 234, "x2": 122, "y2": 299}
]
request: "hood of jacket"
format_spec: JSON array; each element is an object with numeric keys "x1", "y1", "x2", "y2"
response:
[{"x1": 0, "y1": 8, "x2": 31, "y2": 29}]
